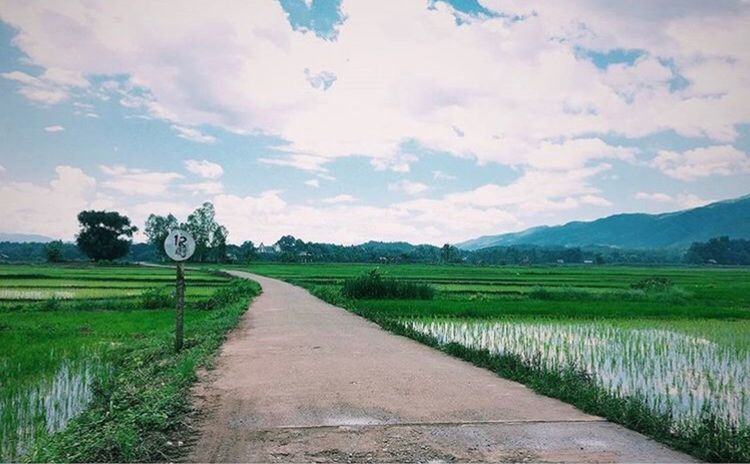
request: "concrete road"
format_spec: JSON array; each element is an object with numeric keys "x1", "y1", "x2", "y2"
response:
[{"x1": 188, "y1": 271, "x2": 695, "y2": 463}]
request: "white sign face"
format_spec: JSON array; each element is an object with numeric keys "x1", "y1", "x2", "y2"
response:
[{"x1": 164, "y1": 229, "x2": 196, "y2": 262}]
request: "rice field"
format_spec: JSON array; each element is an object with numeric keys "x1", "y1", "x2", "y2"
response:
[
  {"x1": 246, "y1": 262, "x2": 750, "y2": 461},
  {"x1": 0, "y1": 264, "x2": 234, "y2": 461},
  {"x1": 405, "y1": 318, "x2": 750, "y2": 428}
]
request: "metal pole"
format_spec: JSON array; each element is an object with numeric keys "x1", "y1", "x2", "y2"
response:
[{"x1": 175, "y1": 261, "x2": 185, "y2": 352}]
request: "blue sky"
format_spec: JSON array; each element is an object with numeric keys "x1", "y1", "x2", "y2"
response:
[{"x1": 0, "y1": 0, "x2": 749, "y2": 244}]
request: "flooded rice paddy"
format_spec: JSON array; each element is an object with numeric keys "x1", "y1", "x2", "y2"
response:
[
  {"x1": 404, "y1": 319, "x2": 750, "y2": 429},
  {"x1": 0, "y1": 350, "x2": 110, "y2": 461}
]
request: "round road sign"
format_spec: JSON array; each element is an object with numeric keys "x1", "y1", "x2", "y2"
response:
[{"x1": 164, "y1": 229, "x2": 196, "y2": 261}]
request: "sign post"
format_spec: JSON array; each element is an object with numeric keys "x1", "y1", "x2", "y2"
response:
[{"x1": 164, "y1": 229, "x2": 196, "y2": 352}]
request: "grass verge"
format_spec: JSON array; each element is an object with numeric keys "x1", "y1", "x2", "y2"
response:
[{"x1": 25, "y1": 279, "x2": 260, "y2": 463}]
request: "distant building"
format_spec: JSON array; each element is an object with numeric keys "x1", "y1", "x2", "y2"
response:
[
  {"x1": 257, "y1": 242, "x2": 280, "y2": 254},
  {"x1": 299, "y1": 251, "x2": 312, "y2": 263},
  {"x1": 556, "y1": 259, "x2": 565, "y2": 264},
  {"x1": 583, "y1": 259, "x2": 593, "y2": 264}
]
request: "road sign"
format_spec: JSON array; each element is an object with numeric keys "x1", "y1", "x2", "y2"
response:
[
  {"x1": 163, "y1": 229, "x2": 195, "y2": 352},
  {"x1": 164, "y1": 229, "x2": 196, "y2": 262}
]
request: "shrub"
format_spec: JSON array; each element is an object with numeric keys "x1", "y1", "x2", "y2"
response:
[
  {"x1": 631, "y1": 277, "x2": 673, "y2": 292},
  {"x1": 140, "y1": 287, "x2": 174, "y2": 309},
  {"x1": 341, "y1": 269, "x2": 434, "y2": 300},
  {"x1": 43, "y1": 241, "x2": 65, "y2": 263},
  {"x1": 199, "y1": 279, "x2": 261, "y2": 310},
  {"x1": 528, "y1": 285, "x2": 690, "y2": 304}
]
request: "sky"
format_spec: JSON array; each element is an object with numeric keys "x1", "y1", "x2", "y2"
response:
[{"x1": 0, "y1": 0, "x2": 749, "y2": 245}]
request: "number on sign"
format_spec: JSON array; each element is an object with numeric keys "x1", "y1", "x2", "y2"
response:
[{"x1": 164, "y1": 229, "x2": 196, "y2": 262}]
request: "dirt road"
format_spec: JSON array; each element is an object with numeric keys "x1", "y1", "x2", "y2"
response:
[{"x1": 188, "y1": 271, "x2": 694, "y2": 463}]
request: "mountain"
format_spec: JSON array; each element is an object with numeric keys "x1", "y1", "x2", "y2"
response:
[
  {"x1": 0, "y1": 233, "x2": 56, "y2": 243},
  {"x1": 456, "y1": 195, "x2": 750, "y2": 251}
]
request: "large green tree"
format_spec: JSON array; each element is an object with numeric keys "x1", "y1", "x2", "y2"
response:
[
  {"x1": 186, "y1": 202, "x2": 228, "y2": 262},
  {"x1": 144, "y1": 213, "x2": 178, "y2": 260},
  {"x1": 143, "y1": 203, "x2": 229, "y2": 262},
  {"x1": 76, "y1": 210, "x2": 137, "y2": 261},
  {"x1": 210, "y1": 225, "x2": 229, "y2": 263}
]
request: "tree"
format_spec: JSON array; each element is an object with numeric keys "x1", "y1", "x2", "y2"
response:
[
  {"x1": 142, "y1": 203, "x2": 228, "y2": 263},
  {"x1": 442, "y1": 243, "x2": 459, "y2": 263},
  {"x1": 686, "y1": 236, "x2": 750, "y2": 265},
  {"x1": 76, "y1": 210, "x2": 137, "y2": 261},
  {"x1": 186, "y1": 202, "x2": 223, "y2": 262},
  {"x1": 43, "y1": 240, "x2": 65, "y2": 263},
  {"x1": 144, "y1": 213, "x2": 178, "y2": 260},
  {"x1": 238, "y1": 240, "x2": 256, "y2": 263},
  {"x1": 276, "y1": 235, "x2": 300, "y2": 253},
  {"x1": 210, "y1": 225, "x2": 229, "y2": 263}
]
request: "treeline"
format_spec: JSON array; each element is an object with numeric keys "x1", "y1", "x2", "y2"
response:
[
  {"x1": 2, "y1": 232, "x2": 748, "y2": 266},
  {"x1": 685, "y1": 236, "x2": 750, "y2": 265},
  {"x1": 242, "y1": 236, "x2": 686, "y2": 265},
  {"x1": 0, "y1": 241, "x2": 159, "y2": 263}
]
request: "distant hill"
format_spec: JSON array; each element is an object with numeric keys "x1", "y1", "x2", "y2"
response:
[
  {"x1": 456, "y1": 195, "x2": 750, "y2": 251},
  {"x1": 0, "y1": 233, "x2": 55, "y2": 243}
]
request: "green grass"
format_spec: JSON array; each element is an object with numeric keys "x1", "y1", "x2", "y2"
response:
[
  {"x1": 0, "y1": 263, "x2": 259, "y2": 462},
  {"x1": 239, "y1": 262, "x2": 750, "y2": 304},
  {"x1": 245, "y1": 262, "x2": 750, "y2": 462}
]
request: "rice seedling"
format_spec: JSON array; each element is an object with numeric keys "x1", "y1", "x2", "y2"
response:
[
  {"x1": 403, "y1": 318, "x2": 750, "y2": 431},
  {"x1": 0, "y1": 351, "x2": 110, "y2": 461}
]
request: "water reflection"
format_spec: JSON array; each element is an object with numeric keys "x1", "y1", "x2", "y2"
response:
[
  {"x1": 0, "y1": 353, "x2": 110, "y2": 461},
  {"x1": 404, "y1": 319, "x2": 749, "y2": 429}
]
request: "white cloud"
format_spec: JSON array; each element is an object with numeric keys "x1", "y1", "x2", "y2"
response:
[
  {"x1": 0, "y1": 164, "x2": 6, "y2": 173},
  {"x1": 580, "y1": 194, "x2": 612, "y2": 207},
  {"x1": 371, "y1": 153, "x2": 418, "y2": 173},
  {"x1": 1, "y1": 0, "x2": 748, "y2": 177},
  {"x1": 674, "y1": 193, "x2": 710, "y2": 209},
  {"x1": 635, "y1": 191, "x2": 710, "y2": 209},
  {"x1": 44, "y1": 125, "x2": 64, "y2": 133},
  {"x1": 635, "y1": 192, "x2": 673, "y2": 202},
  {"x1": 444, "y1": 164, "x2": 610, "y2": 211},
  {"x1": 305, "y1": 179, "x2": 320, "y2": 188},
  {"x1": 100, "y1": 165, "x2": 183, "y2": 196},
  {"x1": 171, "y1": 125, "x2": 216, "y2": 144},
  {"x1": 184, "y1": 159, "x2": 223, "y2": 179},
  {"x1": 180, "y1": 181, "x2": 223, "y2": 196},
  {"x1": 1, "y1": 1, "x2": 748, "y2": 243},
  {"x1": 651, "y1": 145, "x2": 750, "y2": 180},
  {"x1": 321, "y1": 194, "x2": 356, "y2": 204},
  {"x1": 0, "y1": 159, "x2": 653, "y2": 245},
  {"x1": 0, "y1": 166, "x2": 96, "y2": 238},
  {"x1": 259, "y1": 154, "x2": 330, "y2": 172},
  {"x1": 212, "y1": 190, "x2": 519, "y2": 245},
  {"x1": 1, "y1": 71, "x2": 71, "y2": 104},
  {"x1": 388, "y1": 180, "x2": 429, "y2": 195}
]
